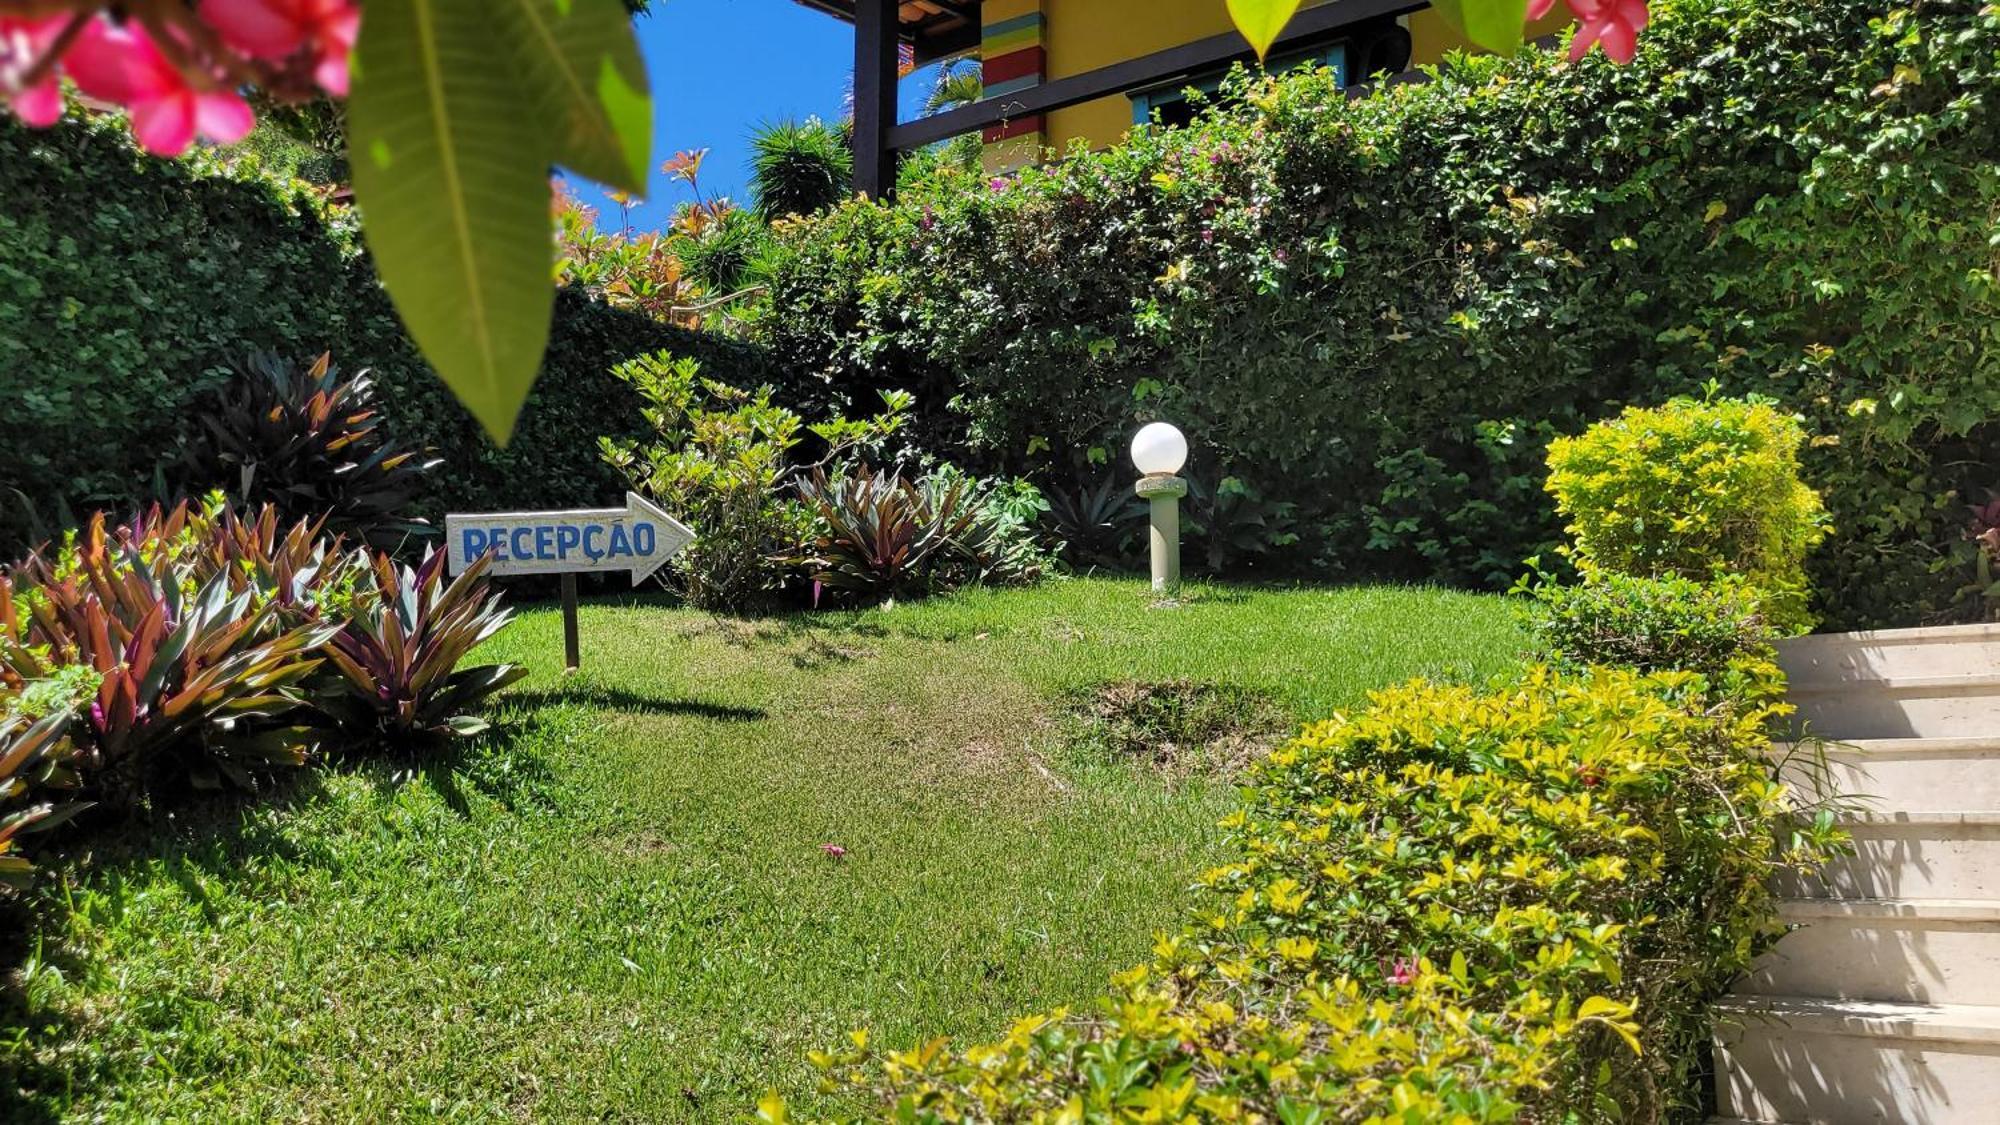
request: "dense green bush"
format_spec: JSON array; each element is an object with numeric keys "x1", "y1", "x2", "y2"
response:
[
  {"x1": 603, "y1": 352, "x2": 1052, "y2": 610},
  {"x1": 1547, "y1": 396, "x2": 1829, "y2": 629},
  {"x1": 1527, "y1": 571, "x2": 1774, "y2": 679},
  {"x1": 791, "y1": 661, "x2": 1838, "y2": 1122},
  {"x1": 0, "y1": 113, "x2": 782, "y2": 555},
  {"x1": 750, "y1": 0, "x2": 2000, "y2": 626}
]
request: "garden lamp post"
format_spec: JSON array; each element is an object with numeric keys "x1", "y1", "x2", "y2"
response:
[{"x1": 1131, "y1": 422, "x2": 1189, "y2": 594}]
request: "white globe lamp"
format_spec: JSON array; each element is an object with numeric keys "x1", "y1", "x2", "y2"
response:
[
  {"x1": 1130, "y1": 422, "x2": 1188, "y2": 477},
  {"x1": 1131, "y1": 422, "x2": 1190, "y2": 595}
]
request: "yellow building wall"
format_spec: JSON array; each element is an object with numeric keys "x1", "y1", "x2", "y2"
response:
[{"x1": 982, "y1": 0, "x2": 1573, "y2": 162}]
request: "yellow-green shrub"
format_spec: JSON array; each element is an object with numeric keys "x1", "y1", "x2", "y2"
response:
[
  {"x1": 784, "y1": 662, "x2": 1839, "y2": 1123},
  {"x1": 1545, "y1": 396, "x2": 1829, "y2": 630}
]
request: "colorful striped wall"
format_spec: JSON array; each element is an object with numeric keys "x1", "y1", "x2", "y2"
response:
[{"x1": 980, "y1": 1, "x2": 1046, "y2": 169}]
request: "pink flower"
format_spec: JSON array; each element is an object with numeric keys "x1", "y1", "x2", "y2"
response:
[
  {"x1": 199, "y1": 0, "x2": 360, "y2": 96},
  {"x1": 820, "y1": 843, "x2": 847, "y2": 859},
  {"x1": 0, "y1": 16, "x2": 69, "y2": 127},
  {"x1": 1533, "y1": 0, "x2": 1650, "y2": 63},
  {"x1": 1381, "y1": 955, "x2": 1418, "y2": 986},
  {"x1": 988, "y1": 177, "x2": 1009, "y2": 193},
  {"x1": 64, "y1": 18, "x2": 253, "y2": 156}
]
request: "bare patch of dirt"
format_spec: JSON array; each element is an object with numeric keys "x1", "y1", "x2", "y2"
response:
[{"x1": 1068, "y1": 680, "x2": 1291, "y2": 778}]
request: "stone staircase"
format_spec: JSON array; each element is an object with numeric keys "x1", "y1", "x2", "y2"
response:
[{"x1": 1713, "y1": 623, "x2": 2000, "y2": 1124}]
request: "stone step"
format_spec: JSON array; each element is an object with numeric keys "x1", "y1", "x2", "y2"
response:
[
  {"x1": 1778, "y1": 813, "x2": 2000, "y2": 900},
  {"x1": 1779, "y1": 624, "x2": 2000, "y2": 688},
  {"x1": 1739, "y1": 899, "x2": 2000, "y2": 1007},
  {"x1": 1773, "y1": 737, "x2": 2000, "y2": 812},
  {"x1": 1714, "y1": 995, "x2": 2000, "y2": 1124},
  {"x1": 1785, "y1": 673, "x2": 2000, "y2": 741}
]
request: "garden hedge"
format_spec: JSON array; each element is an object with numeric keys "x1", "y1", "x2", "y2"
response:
[
  {"x1": 0, "y1": 113, "x2": 782, "y2": 554},
  {"x1": 750, "y1": 0, "x2": 2000, "y2": 628}
]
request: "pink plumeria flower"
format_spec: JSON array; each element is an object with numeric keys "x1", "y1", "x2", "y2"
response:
[
  {"x1": 820, "y1": 843, "x2": 847, "y2": 859},
  {"x1": 64, "y1": 18, "x2": 253, "y2": 156},
  {"x1": 0, "y1": 15, "x2": 69, "y2": 127},
  {"x1": 200, "y1": 0, "x2": 360, "y2": 96},
  {"x1": 1532, "y1": 0, "x2": 1650, "y2": 63}
]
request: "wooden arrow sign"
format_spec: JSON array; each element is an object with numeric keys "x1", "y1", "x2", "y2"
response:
[
  {"x1": 446, "y1": 493, "x2": 694, "y2": 672},
  {"x1": 444, "y1": 492, "x2": 694, "y2": 585}
]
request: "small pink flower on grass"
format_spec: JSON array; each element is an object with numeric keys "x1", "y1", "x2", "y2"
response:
[{"x1": 820, "y1": 843, "x2": 847, "y2": 859}]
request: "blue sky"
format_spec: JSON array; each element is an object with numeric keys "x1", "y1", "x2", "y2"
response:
[{"x1": 577, "y1": 0, "x2": 946, "y2": 229}]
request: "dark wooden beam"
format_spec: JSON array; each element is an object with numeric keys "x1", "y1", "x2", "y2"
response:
[
  {"x1": 852, "y1": 0, "x2": 900, "y2": 197},
  {"x1": 886, "y1": 0, "x2": 1424, "y2": 152}
]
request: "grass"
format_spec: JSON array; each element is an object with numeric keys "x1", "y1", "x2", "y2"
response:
[{"x1": 0, "y1": 578, "x2": 1526, "y2": 1122}]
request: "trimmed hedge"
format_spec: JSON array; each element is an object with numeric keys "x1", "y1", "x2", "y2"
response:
[
  {"x1": 0, "y1": 113, "x2": 781, "y2": 552},
  {"x1": 750, "y1": 0, "x2": 2000, "y2": 627},
  {"x1": 797, "y1": 662, "x2": 1836, "y2": 1122}
]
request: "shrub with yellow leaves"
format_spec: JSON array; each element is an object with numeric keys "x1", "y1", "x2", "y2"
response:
[{"x1": 771, "y1": 654, "x2": 1841, "y2": 1123}]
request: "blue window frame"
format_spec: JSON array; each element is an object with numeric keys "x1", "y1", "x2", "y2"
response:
[{"x1": 1129, "y1": 40, "x2": 1350, "y2": 126}]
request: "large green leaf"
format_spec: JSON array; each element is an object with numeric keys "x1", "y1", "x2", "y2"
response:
[
  {"x1": 494, "y1": 0, "x2": 652, "y2": 194},
  {"x1": 349, "y1": 0, "x2": 559, "y2": 445},
  {"x1": 1430, "y1": 0, "x2": 1532, "y2": 56},
  {"x1": 1225, "y1": 0, "x2": 1303, "y2": 61}
]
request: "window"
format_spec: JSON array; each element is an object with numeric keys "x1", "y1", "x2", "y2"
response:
[{"x1": 1127, "y1": 22, "x2": 1411, "y2": 128}]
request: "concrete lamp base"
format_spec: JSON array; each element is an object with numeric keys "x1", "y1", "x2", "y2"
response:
[{"x1": 1135, "y1": 473, "x2": 1188, "y2": 594}]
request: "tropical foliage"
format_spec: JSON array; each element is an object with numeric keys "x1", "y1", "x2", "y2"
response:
[
  {"x1": 316, "y1": 552, "x2": 528, "y2": 745},
  {"x1": 0, "y1": 507, "x2": 339, "y2": 805},
  {"x1": 178, "y1": 352, "x2": 439, "y2": 549},
  {"x1": 751, "y1": 118, "x2": 853, "y2": 222},
  {"x1": 603, "y1": 352, "x2": 1056, "y2": 610},
  {"x1": 0, "y1": 711, "x2": 83, "y2": 889},
  {"x1": 751, "y1": 0, "x2": 2000, "y2": 628},
  {"x1": 0, "y1": 111, "x2": 778, "y2": 556},
  {"x1": 0, "y1": 498, "x2": 523, "y2": 821}
]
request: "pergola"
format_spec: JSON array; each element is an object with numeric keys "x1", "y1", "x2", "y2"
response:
[{"x1": 803, "y1": 0, "x2": 1426, "y2": 197}]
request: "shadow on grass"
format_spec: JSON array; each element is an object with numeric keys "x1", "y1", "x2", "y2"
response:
[
  {"x1": 500, "y1": 684, "x2": 767, "y2": 723},
  {"x1": 0, "y1": 682, "x2": 659, "y2": 1118}
]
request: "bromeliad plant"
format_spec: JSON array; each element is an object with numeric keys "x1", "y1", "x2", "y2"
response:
[
  {"x1": 0, "y1": 497, "x2": 527, "y2": 810},
  {"x1": 0, "y1": 711, "x2": 85, "y2": 889},
  {"x1": 179, "y1": 352, "x2": 439, "y2": 550},
  {"x1": 794, "y1": 465, "x2": 1054, "y2": 603},
  {"x1": 1045, "y1": 475, "x2": 1146, "y2": 572},
  {"x1": 795, "y1": 466, "x2": 977, "y2": 601},
  {"x1": 315, "y1": 551, "x2": 527, "y2": 747},
  {"x1": 0, "y1": 510, "x2": 339, "y2": 804}
]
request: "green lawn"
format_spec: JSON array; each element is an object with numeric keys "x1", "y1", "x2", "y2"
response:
[{"x1": 0, "y1": 579, "x2": 1525, "y2": 1122}]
